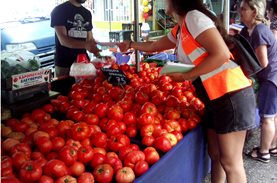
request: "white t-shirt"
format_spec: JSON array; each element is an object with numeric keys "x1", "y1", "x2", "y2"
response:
[{"x1": 167, "y1": 10, "x2": 215, "y2": 64}]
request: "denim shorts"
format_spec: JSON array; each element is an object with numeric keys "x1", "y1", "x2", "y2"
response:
[
  {"x1": 193, "y1": 78, "x2": 256, "y2": 134},
  {"x1": 257, "y1": 81, "x2": 277, "y2": 118}
]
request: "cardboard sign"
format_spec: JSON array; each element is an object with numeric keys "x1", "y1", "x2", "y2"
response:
[
  {"x1": 101, "y1": 68, "x2": 130, "y2": 86},
  {"x1": 11, "y1": 69, "x2": 51, "y2": 90}
]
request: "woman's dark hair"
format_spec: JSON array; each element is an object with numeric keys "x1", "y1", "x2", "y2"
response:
[{"x1": 171, "y1": 0, "x2": 232, "y2": 44}]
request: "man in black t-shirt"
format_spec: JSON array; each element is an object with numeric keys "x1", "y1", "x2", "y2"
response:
[{"x1": 51, "y1": 0, "x2": 99, "y2": 78}]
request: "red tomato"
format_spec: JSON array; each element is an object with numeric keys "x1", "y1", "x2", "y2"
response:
[
  {"x1": 118, "y1": 146, "x2": 135, "y2": 161},
  {"x1": 141, "y1": 135, "x2": 155, "y2": 147},
  {"x1": 43, "y1": 159, "x2": 68, "y2": 179},
  {"x1": 12, "y1": 152, "x2": 30, "y2": 170},
  {"x1": 91, "y1": 132, "x2": 108, "y2": 149},
  {"x1": 138, "y1": 113, "x2": 155, "y2": 128},
  {"x1": 93, "y1": 164, "x2": 114, "y2": 183},
  {"x1": 123, "y1": 112, "x2": 137, "y2": 125},
  {"x1": 1, "y1": 156, "x2": 13, "y2": 170},
  {"x1": 143, "y1": 147, "x2": 160, "y2": 165},
  {"x1": 90, "y1": 153, "x2": 106, "y2": 169},
  {"x1": 140, "y1": 102, "x2": 158, "y2": 116},
  {"x1": 10, "y1": 143, "x2": 31, "y2": 158},
  {"x1": 94, "y1": 103, "x2": 108, "y2": 118},
  {"x1": 6, "y1": 118, "x2": 28, "y2": 133},
  {"x1": 163, "y1": 120, "x2": 182, "y2": 133},
  {"x1": 2, "y1": 138, "x2": 20, "y2": 152},
  {"x1": 78, "y1": 172, "x2": 95, "y2": 183},
  {"x1": 124, "y1": 150, "x2": 145, "y2": 169},
  {"x1": 38, "y1": 175, "x2": 54, "y2": 183},
  {"x1": 19, "y1": 161, "x2": 42, "y2": 182},
  {"x1": 69, "y1": 90, "x2": 85, "y2": 100},
  {"x1": 36, "y1": 137, "x2": 53, "y2": 154},
  {"x1": 57, "y1": 120, "x2": 74, "y2": 138},
  {"x1": 107, "y1": 105, "x2": 124, "y2": 122},
  {"x1": 77, "y1": 146, "x2": 94, "y2": 163},
  {"x1": 31, "y1": 109, "x2": 47, "y2": 122},
  {"x1": 108, "y1": 134, "x2": 130, "y2": 152},
  {"x1": 65, "y1": 139, "x2": 82, "y2": 151},
  {"x1": 71, "y1": 110, "x2": 85, "y2": 122},
  {"x1": 164, "y1": 109, "x2": 181, "y2": 120},
  {"x1": 140, "y1": 124, "x2": 155, "y2": 137},
  {"x1": 83, "y1": 114, "x2": 99, "y2": 125},
  {"x1": 104, "y1": 156, "x2": 123, "y2": 173},
  {"x1": 31, "y1": 151, "x2": 45, "y2": 161},
  {"x1": 58, "y1": 145, "x2": 78, "y2": 166},
  {"x1": 115, "y1": 167, "x2": 135, "y2": 183},
  {"x1": 150, "y1": 90, "x2": 167, "y2": 105},
  {"x1": 69, "y1": 161, "x2": 85, "y2": 177},
  {"x1": 42, "y1": 104, "x2": 54, "y2": 114},
  {"x1": 55, "y1": 175, "x2": 77, "y2": 183},
  {"x1": 106, "y1": 124, "x2": 122, "y2": 137},
  {"x1": 134, "y1": 160, "x2": 149, "y2": 177},
  {"x1": 33, "y1": 130, "x2": 49, "y2": 142},
  {"x1": 70, "y1": 123, "x2": 90, "y2": 141},
  {"x1": 135, "y1": 90, "x2": 149, "y2": 104},
  {"x1": 1, "y1": 166, "x2": 13, "y2": 177},
  {"x1": 125, "y1": 125, "x2": 137, "y2": 138},
  {"x1": 51, "y1": 137, "x2": 65, "y2": 152},
  {"x1": 153, "y1": 136, "x2": 172, "y2": 153}
]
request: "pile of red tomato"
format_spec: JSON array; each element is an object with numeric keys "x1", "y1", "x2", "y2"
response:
[{"x1": 1, "y1": 62, "x2": 205, "y2": 183}]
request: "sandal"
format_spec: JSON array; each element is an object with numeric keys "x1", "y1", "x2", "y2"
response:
[
  {"x1": 246, "y1": 147, "x2": 270, "y2": 163},
  {"x1": 269, "y1": 147, "x2": 277, "y2": 157}
]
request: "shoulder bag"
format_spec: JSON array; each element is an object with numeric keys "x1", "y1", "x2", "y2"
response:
[{"x1": 229, "y1": 34, "x2": 262, "y2": 77}]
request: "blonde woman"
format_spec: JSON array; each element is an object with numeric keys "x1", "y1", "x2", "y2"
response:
[{"x1": 239, "y1": 0, "x2": 277, "y2": 163}]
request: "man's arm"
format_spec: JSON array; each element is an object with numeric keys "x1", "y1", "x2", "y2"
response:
[{"x1": 54, "y1": 26, "x2": 99, "y2": 54}]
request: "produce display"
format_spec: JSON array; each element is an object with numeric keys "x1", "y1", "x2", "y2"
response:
[
  {"x1": 1, "y1": 62, "x2": 205, "y2": 183},
  {"x1": 1, "y1": 50, "x2": 40, "y2": 80}
]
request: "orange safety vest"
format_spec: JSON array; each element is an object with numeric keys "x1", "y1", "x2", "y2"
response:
[{"x1": 171, "y1": 22, "x2": 251, "y2": 100}]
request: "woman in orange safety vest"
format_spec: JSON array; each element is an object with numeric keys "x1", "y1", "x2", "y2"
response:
[{"x1": 118, "y1": 0, "x2": 256, "y2": 182}]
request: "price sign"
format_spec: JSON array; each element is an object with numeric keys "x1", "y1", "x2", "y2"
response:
[{"x1": 101, "y1": 68, "x2": 130, "y2": 86}]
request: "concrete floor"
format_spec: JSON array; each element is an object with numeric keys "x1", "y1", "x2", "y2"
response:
[{"x1": 203, "y1": 128, "x2": 277, "y2": 183}]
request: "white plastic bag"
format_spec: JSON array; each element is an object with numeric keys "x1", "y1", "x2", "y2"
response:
[{"x1": 69, "y1": 54, "x2": 96, "y2": 79}]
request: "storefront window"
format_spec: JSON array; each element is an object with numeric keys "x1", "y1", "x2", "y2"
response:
[{"x1": 93, "y1": 0, "x2": 132, "y2": 22}]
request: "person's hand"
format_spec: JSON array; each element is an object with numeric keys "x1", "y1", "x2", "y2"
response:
[
  {"x1": 165, "y1": 72, "x2": 192, "y2": 82},
  {"x1": 117, "y1": 41, "x2": 131, "y2": 52},
  {"x1": 85, "y1": 40, "x2": 101, "y2": 56}
]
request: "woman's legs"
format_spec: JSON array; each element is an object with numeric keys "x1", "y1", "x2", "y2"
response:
[
  {"x1": 260, "y1": 116, "x2": 276, "y2": 153},
  {"x1": 217, "y1": 130, "x2": 247, "y2": 183},
  {"x1": 208, "y1": 129, "x2": 247, "y2": 183},
  {"x1": 270, "y1": 115, "x2": 277, "y2": 149},
  {"x1": 207, "y1": 129, "x2": 226, "y2": 183}
]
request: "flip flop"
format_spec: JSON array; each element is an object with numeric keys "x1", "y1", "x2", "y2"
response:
[
  {"x1": 246, "y1": 147, "x2": 270, "y2": 163},
  {"x1": 269, "y1": 147, "x2": 277, "y2": 157}
]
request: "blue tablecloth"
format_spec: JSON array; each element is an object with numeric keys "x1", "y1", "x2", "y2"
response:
[{"x1": 135, "y1": 125, "x2": 210, "y2": 183}]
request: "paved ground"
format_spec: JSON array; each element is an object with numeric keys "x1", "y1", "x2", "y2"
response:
[{"x1": 203, "y1": 128, "x2": 277, "y2": 183}]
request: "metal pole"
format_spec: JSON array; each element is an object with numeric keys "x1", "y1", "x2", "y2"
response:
[
  {"x1": 109, "y1": 0, "x2": 112, "y2": 32},
  {"x1": 223, "y1": 0, "x2": 230, "y2": 34},
  {"x1": 134, "y1": 0, "x2": 140, "y2": 73}
]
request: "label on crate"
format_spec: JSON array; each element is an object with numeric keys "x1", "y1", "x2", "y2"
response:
[
  {"x1": 100, "y1": 68, "x2": 130, "y2": 86},
  {"x1": 11, "y1": 69, "x2": 51, "y2": 90}
]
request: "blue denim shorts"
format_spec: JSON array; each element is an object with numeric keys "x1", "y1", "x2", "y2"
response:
[
  {"x1": 193, "y1": 78, "x2": 256, "y2": 134},
  {"x1": 257, "y1": 81, "x2": 277, "y2": 118}
]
